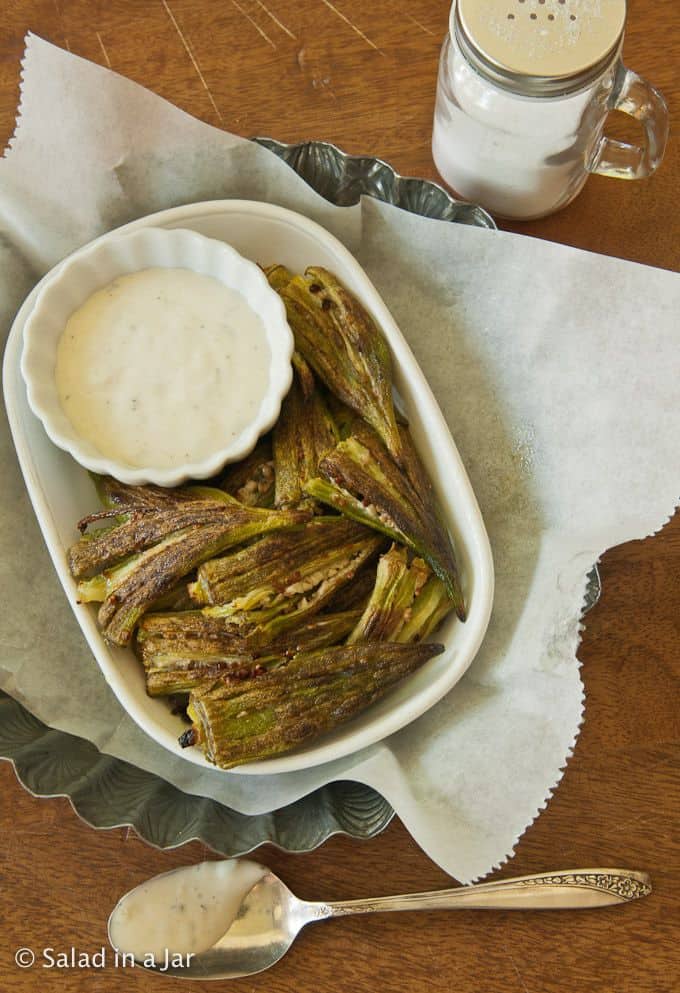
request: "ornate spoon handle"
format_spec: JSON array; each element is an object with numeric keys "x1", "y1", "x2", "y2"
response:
[{"x1": 317, "y1": 869, "x2": 651, "y2": 917}]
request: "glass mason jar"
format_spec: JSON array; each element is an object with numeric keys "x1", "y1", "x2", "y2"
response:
[{"x1": 432, "y1": 0, "x2": 669, "y2": 220}]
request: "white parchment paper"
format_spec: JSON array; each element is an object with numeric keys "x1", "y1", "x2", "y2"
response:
[{"x1": 1, "y1": 35, "x2": 678, "y2": 882}]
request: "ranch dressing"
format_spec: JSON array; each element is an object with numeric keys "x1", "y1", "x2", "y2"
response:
[
  {"x1": 55, "y1": 268, "x2": 270, "y2": 468},
  {"x1": 108, "y1": 859, "x2": 267, "y2": 960}
]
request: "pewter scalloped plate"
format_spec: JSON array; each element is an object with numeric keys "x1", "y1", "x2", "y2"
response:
[{"x1": 0, "y1": 139, "x2": 599, "y2": 855}]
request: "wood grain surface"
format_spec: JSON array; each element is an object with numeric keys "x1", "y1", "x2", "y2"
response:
[{"x1": 1, "y1": 3, "x2": 678, "y2": 992}]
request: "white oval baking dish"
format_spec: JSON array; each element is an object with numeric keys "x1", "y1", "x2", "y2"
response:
[{"x1": 3, "y1": 200, "x2": 494, "y2": 775}]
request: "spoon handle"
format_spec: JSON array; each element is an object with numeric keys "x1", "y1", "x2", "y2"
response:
[{"x1": 317, "y1": 868, "x2": 651, "y2": 917}]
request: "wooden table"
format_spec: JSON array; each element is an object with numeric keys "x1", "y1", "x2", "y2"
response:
[{"x1": 1, "y1": 3, "x2": 678, "y2": 991}]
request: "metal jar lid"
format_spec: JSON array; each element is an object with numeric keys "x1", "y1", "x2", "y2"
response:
[{"x1": 452, "y1": 0, "x2": 626, "y2": 97}]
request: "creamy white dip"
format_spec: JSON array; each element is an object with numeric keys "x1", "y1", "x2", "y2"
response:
[
  {"x1": 55, "y1": 268, "x2": 270, "y2": 468},
  {"x1": 108, "y1": 859, "x2": 267, "y2": 960}
]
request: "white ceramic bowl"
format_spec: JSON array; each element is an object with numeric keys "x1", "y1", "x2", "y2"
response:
[{"x1": 19, "y1": 226, "x2": 294, "y2": 486}]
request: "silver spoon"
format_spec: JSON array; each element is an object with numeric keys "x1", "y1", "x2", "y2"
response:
[{"x1": 108, "y1": 860, "x2": 651, "y2": 980}]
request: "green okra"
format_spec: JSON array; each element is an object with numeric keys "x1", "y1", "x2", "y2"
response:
[
  {"x1": 144, "y1": 654, "x2": 258, "y2": 697},
  {"x1": 181, "y1": 641, "x2": 444, "y2": 768},
  {"x1": 279, "y1": 267, "x2": 403, "y2": 464},
  {"x1": 246, "y1": 610, "x2": 362, "y2": 655},
  {"x1": 272, "y1": 373, "x2": 337, "y2": 510},
  {"x1": 347, "y1": 545, "x2": 430, "y2": 644},
  {"x1": 70, "y1": 486, "x2": 310, "y2": 645},
  {"x1": 320, "y1": 563, "x2": 377, "y2": 613},
  {"x1": 264, "y1": 264, "x2": 316, "y2": 399},
  {"x1": 216, "y1": 439, "x2": 275, "y2": 508},
  {"x1": 397, "y1": 575, "x2": 455, "y2": 644},
  {"x1": 201, "y1": 534, "x2": 384, "y2": 643},
  {"x1": 190, "y1": 516, "x2": 381, "y2": 608},
  {"x1": 304, "y1": 422, "x2": 466, "y2": 620},
  {"x1": 137, "y1": 607, "x2": 361, "y2": 669}
]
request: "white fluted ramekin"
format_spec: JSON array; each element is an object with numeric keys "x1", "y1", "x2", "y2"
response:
[{"x1": 20, "y1": 227, "x2": 294, "y2": 486}]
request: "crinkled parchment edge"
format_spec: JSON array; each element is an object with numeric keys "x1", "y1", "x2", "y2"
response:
[
  {"x1": 471, "y1": 498, "x2": 678, "y2": 882},
  {"x1": 2, "y1": 31, "x2": 32, "y2": 160}
]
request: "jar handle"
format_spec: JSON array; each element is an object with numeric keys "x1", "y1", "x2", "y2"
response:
[{"x1": 590, "y1": 66, "x2": 669, "y2": 180}]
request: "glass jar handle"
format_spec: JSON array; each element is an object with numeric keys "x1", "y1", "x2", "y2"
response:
[{"x1": 590, "y1": 66, "x2": 669, "y2": 179}]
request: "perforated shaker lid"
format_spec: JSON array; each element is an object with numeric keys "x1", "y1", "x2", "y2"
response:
[{"x1": 453, "y1": 0, "x2": 626, "y2": 95}]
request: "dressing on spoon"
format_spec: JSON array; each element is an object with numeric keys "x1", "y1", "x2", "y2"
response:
[
  {"x1": 108, "y1": 859, "x2": 653, "y2": 981},
  {"x1": 108, "y1": 859, "x2": 266, "y2": 960}
]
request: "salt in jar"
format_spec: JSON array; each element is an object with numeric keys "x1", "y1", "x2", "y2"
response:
[{"x1": 432, "y1": 0, "x2": 669, "y2": 220}]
